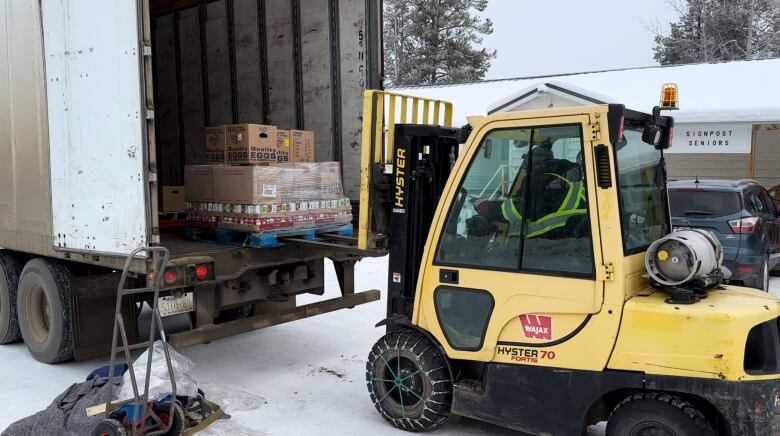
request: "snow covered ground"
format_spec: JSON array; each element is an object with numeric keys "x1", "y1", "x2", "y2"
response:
[{"x1": 1, "y1": 257, "x2": 779, "y2": 435}]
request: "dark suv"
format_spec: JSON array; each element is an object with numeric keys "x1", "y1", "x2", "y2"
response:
[{"x1": 667, "y1": 179, "x2": 780, "y2": 291}]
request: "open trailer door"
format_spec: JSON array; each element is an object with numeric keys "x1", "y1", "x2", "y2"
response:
[{"x1": 41, "y1": 0, "x2": 150, "y2": 256}]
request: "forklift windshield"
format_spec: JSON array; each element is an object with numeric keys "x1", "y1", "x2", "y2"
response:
[{"x1": 614, "y1": 120, "x2": 671, "y2": 255}]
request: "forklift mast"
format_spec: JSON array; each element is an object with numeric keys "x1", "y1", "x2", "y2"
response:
[{"x1": 386, "y1": 125, "x2": 461, "y2": 320}]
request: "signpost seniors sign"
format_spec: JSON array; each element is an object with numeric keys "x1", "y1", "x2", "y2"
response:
[{"x1": 667, "y1": 123, "x2": 752, "y2": 154}]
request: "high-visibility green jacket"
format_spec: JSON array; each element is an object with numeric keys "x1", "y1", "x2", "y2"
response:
[{"x1": 500, "y1": 173, "x2": 586, "y2": 238}]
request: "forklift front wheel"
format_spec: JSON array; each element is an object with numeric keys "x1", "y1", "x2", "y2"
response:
[
  {"x1": 366, "y1": 329, "x2": 452, "y2": 432},
  {"x1": 606, "y1": 392, "x2": 714, "y2": 436}
]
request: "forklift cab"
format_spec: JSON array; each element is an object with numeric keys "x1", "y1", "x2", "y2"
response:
[{"x1": 360, "y1": 90, "x2": 780, "y2": 436}]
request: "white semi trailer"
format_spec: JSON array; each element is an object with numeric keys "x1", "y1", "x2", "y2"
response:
[{"x1": 0, "y1": 0, "x2": 383, "y2": 363}]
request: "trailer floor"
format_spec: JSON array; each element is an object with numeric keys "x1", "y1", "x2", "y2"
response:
[
  {"x1": 161, "y1": 233, "x2": 240, "y2": 257},
  {"x1": 3, "y1": 258, "x2": 776, "y2": 434}
]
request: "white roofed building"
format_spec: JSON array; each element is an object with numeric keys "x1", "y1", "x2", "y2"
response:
[{"x1": 394, "y1": 59, "x2": 780, "y2": 187}]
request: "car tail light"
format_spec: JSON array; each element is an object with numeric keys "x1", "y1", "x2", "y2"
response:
[
  {"x1": 195, "y1": 264, "x2": 209, "y2": 281},
  {"x1": 736, "y1": 265, "x2": 754, "y2": 273},
  {"x1": 163, "y1": 269, "x2": 179, "y2": 284},
  {"x1": 729, "y1": 216, "x2": 759, "y2": 234}
]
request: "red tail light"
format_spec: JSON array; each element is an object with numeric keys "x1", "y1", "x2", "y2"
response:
[
  {"x1": 195, "y1": 264, "x2": 209, "y2": 281},
  {"x1": 729, "y1": 216, "x2": 759, "y2": 234},
  {"x1": 163, "y1": 268, "x2": 179, "y2": 284},
  {"x1": 736, "y1": 265, "x2": 754, "y2": 273}
]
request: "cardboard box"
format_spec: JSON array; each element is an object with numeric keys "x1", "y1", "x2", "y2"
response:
[
  {"x1": 225, "y1": 124, "x2": 278, "y2": 165},
  {"x1": 161, "y1": 186, "x2": 186, "y2": 213},
  {"x1": 213, "y1": 165, "x2": 294, "y2": 204},
  {"x1": 290, "y1": 130, "x2": 314, "y2": 162},
  {"x1": 205, "y1": 127, "x2": 226, "y2": 163},
  {"x1": 184, "y1": 165, "x2": 216, "y2": 202},
  {"x1": 277, "y1": 129, "x2": 291, "y2": 164}
]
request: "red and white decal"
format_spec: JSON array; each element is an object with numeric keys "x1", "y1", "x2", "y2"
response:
[{"x1": 519, "y1": 314, "x2": 552, "y2": 340}]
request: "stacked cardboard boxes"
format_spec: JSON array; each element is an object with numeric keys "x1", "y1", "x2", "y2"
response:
[
  {"x1": 205, "y1": 123, "x2": 315, "y2": 164},
  {"x1": 187, "y1": 125, "x2": 350, "y2": 234}
]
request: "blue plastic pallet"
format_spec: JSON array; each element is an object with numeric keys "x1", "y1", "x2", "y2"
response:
[{"x1": 215, "y1": 223, "x2": 353, "y2": 248}]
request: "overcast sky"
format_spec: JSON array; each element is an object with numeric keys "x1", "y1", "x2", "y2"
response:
[{"x1": 481, "y1": 0, "x2": 680, "y2": 80}]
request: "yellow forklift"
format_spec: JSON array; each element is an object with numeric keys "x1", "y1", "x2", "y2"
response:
[{"x1": 358, "y1": 86, "x2": 780, "y2": 435}]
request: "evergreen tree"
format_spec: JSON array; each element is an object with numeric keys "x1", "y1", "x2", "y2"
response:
[
  {"x1": 653, "y1": 0, "x2": 780, "y2": 64},
  {"x1": 383, "y1": 0, "x2": 497, "y2": 86}
]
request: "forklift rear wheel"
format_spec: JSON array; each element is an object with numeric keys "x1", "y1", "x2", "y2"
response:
[
  {"x1": 91, "y1": 419, "x2": 128, "y2": 436},
  {"x1": 17, "y1": 259, "x2": 74, "y2": 363},
  {"x1": 0, "y1": 252, "x2": 22, "y2": 344},
  {"x1": 606, "y1": 392, "x2": 714, "y2": 436},
  {"x1": 366, "y1": 329, "x2": 452, "y2": 432}
]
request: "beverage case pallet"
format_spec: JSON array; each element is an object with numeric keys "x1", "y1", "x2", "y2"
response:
[{"x1": 185, "y1": 223, "x2": 353, "y2": 248}]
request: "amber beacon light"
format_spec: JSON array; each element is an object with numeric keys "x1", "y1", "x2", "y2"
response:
[{"x1": 659, "y1": 83, "x2": 679, "y2": 110}]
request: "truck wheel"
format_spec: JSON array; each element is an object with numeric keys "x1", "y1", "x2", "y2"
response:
[
  {"x1": 0, "y1": 252, "x2": 22, "y2": 344},
  {"x1": 606, "y1": 392, "x2": 714, "y2": 436},
  {"x1": 17, "y1": 259, "x2": 74, "y2": 363},
  {"x1": 366, "y1": 329, "x2": 452, "y2": 432}
]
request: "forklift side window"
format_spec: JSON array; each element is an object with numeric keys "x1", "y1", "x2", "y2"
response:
[{"x1": 615, "y1": 128, "x2": 670, "y2": 254}]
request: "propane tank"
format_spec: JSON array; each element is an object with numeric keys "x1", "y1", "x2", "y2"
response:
[{"x1": 645, "y1": 229, "x2": 723, "y2": 287}]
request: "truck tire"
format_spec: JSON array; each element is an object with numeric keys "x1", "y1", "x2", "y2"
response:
[
  {"x1": 17, "y1": 259, "x2": 74, "y2": 363},
  {"x1": 366, "y1": 329, "x2": 452, "y2": 432},
  {"x1": 0, "y1": 252, "x2": 22, "y2": 344},
  {"x1": 606, "y1": 392, "x2": 714, "y2": 436}
]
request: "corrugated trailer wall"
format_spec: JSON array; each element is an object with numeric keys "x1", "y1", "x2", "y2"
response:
[
  {"x1": 0, "y1": 1, "x2": 54, "y2": 255},
  {"x1": 151, "y1": 0, "x2": 381, "y2": 198}
]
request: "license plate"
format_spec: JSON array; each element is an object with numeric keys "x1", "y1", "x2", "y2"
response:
[{"x1": 159, "y1": 292, "x2": 195, "y2": 317}]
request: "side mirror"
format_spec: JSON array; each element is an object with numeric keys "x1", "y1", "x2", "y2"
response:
[
  {"x1": 642, "y1": 125, "x2": 662, "y2": 147},
  {"x1": 642, "y1": 124, "x2": 672, "y2": 150},
  {"x1": 483, "y1": 139, "x2": 493, "y2": 159}
]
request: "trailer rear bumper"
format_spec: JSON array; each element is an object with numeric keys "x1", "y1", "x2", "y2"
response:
[{"x1": 168, "y1": 289, "x2": 380, "y2": 348}]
